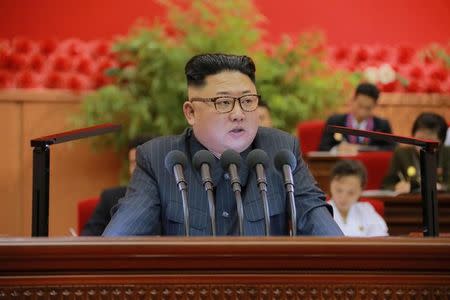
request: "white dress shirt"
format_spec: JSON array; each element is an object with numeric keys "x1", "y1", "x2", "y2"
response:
[{"x1": 329, "y1": 200, "x2": 388, "y2": 237}]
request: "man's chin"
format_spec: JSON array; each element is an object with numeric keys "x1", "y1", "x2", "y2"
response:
[{"x1": 223, "y1": 140, "x2": 252, "y2": 154}]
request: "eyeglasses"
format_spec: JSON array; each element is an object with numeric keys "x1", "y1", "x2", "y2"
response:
[{"x1": 189, "y1": 94, "x2": 260, "y2": 113}]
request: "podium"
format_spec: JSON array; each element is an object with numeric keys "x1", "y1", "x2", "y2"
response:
[{"x1": 1, "y1": 237, "x2": 449, "y2": 298}]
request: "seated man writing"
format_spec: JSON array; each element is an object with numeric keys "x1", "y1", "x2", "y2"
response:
[{"x1": 319, "y1": 83, "x2": 395, "y2": 154}]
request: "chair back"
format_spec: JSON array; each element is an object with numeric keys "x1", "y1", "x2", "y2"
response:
[
  {"x1": 349, "y1": 151, "x2": 394, "y2": 190},
  {"x1": 77, "y1": 196, "x2": 100, "y2": 234},
  {"x1": 297, "y1": 120, "x2": 325, "y2": 154}
]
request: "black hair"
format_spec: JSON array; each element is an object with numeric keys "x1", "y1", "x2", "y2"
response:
[
  {"x1": 354, "y1": 82, "x2": 380, "y2": 102},
  {"x1": 128, "y1": 135, "x2": 155, "y2": 151},
  {"x1": 185, "y1": 53, "x2": 256, "y2": 87},
  {"x1": 331, "y1": 159, "x2": 367, "y2": 188},
  {"x1": 412, "y1": 112, "x2": 448, "y2": 144}
]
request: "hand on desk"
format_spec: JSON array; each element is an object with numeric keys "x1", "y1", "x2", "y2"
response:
[
  {"x1": 336, "y1": 142, "x2": 359, "y2": 155},
  {"x1": 395, "y1": 181, "x2": 443, "y2": 194},
  {"x1": 394, "y1": 180, "x2": 411, "y2": 194}
]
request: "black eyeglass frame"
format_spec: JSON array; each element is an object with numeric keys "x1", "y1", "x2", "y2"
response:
[{"x1": 189, "y1": 94, "x2": 261, "y2": 113}]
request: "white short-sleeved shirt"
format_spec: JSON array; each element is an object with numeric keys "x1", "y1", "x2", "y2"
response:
[{"x1": 329, "y1": 200, "x2": 389, "y2": 237}]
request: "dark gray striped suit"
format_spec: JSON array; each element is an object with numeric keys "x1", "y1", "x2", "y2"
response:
[{"x1": 103, "y1": 127, "x2": 343, "y2": 236}]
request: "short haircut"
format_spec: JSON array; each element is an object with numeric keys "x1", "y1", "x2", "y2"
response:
[
  {"x1": 331, "y1": 159, "x2": 367, "y2": 188},
  {"x1": 354, "y1": 82, "x2": 380, "y2": 102},
  {"x1": 412, "y1": 112, "x2": 448, "y2": 144},
  {"x1": 185, "y1": 53, "x2": 256, "y2": 87},
  {"x1": 128, "y1": 135, "x2": 155, "y2": 151}
]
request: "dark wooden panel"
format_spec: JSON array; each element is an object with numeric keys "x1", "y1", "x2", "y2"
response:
[{"x1": 0, "y1": 237, "x2": 449, "y2": 297}]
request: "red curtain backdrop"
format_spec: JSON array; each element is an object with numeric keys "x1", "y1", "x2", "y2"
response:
[{"x1": 0, "y1": 0, "x2": 449, "y2": 46}]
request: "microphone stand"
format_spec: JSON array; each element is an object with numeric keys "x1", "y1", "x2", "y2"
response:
[
  {"x1": 328, "y1": 125, "x2": 440, "y2": 237},
  {"x1": 255, "y1": 164, "x2": 270, "y2": 236},
  {"x1": 174, "y1": 164, "x2": 189, "y2": 237},
  {"x1": 201, "y1": 164, "x2": 216, "y2": 236},
  {"x1": 283, "y1": 165, "x2": 297, "y2": 236},
  {"x1": 229, "y1": 164, "x2": 244, "y2": 236}
]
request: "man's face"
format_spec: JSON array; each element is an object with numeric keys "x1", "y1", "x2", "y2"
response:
[
  {"x1": 183, "y1": 71, "x2": 259, "y2": 156},
  {"x1": 351, "y1": 94, "x2": 376, "y2": 123},
  {"x1": 330, "y1": 175, "x2": 362, "y2": 213}
]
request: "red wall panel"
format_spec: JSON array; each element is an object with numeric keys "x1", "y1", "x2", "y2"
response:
[{"x1": 0, "y1": 0, "x2": 449, "y2": 46}]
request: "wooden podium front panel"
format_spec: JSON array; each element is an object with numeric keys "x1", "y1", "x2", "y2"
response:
[{"x1": 0, "y1": 237, "x2": 449, "y2": 299}]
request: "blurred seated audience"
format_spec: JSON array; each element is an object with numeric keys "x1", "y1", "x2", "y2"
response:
[
  {"x1": 328, "y1": 160, "x2": 389, "y2": 237},
  {"x1": 382, "y1": 112, "x2": 450, "y2": 193},
  {"x1": 319, "y1": 83, "x2": 395, "y2": 154},
  {"x1": 80, "y1": 135, "x2": 153, "y2": 236},
  {"x1": 257, "y1": 99, "x2": 272, "y2": 127}
]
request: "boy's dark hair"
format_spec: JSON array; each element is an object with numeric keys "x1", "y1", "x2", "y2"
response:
[
  {"x1": 128, "y1": 135, "x2": 155, "y2": 151},
  {"x1": 331, "y1": 159, "x2": 367, "y2": 188},
  {"x1": 185, "y1": 53, "x2": 256, "y2": 87},
  {"x1": 354, "y1": 82, "x2": 380, "y2": 102},
  {"x1": 412, "y1": 112, "x2": 448, "y2": 144}
]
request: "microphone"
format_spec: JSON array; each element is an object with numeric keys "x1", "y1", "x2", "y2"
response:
[
  {"x1": 192, "y1": 150, "x2": 217, "y2": 236},
  {"x1": 165, "y1": 150, "x2": 190, "y2": 236},
  {"x1": 274, "y1": 149, "x2": 297, "y2": 236},
  {"x1": 246, "y1": 149, "x2": 271, "y2": 236},
  {"x1": 220, "y1": 149, "x2": 244, "y2": 235}
]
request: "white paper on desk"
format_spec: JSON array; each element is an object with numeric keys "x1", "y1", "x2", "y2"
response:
[
  {"x1": 306, "y1": 151, "x2": 357, "y2": 157},
  {"x1": 362, "y1": 189, "x2": 401, "y2": 197}
]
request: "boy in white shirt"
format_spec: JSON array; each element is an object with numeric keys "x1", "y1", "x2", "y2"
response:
[{"x1": 329, "y1": 160, "x2": 388, "y2": 237}]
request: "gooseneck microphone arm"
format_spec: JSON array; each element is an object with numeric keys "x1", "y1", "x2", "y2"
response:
[
  {"x1": 247, "y1": 149, "x2": 271, "y2": 236},
  {"x1": 229, "y1": 163, "x2": 244, "y2": 236},
  {"x1": 283, "y1": 164, "x2": 297, "y2": 236},
  {"x1": 193, "y1": 150, "x2": 217, "y2": 236},
  {"x1": 201, "y1": 164, "x2": 217, "y2": 236},
  {"x1": 221, "y1": 150, "x2": 244, "y2": 236},
  {"x1": 274, "y1": 149, "x2": 298, "y2": 236},
  {"x1": 165, "y1": 150, "x2": 190, "y2": 236},
  {"x1": 173, "y1": 164, "x2": 190, "y2": 236},
  {"x1": 256, "y1": 164, "x2": 270, "y2": 236}
]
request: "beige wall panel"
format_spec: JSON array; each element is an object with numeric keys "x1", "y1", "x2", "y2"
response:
[
  {"x1": 0, "y1": 103, "x2": 22, "y2": 236},
  {"x1": 375, "y1": 93, "x2": 450, "y2": 137}
]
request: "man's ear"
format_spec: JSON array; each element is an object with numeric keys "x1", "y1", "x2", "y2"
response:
[{"x1": 183, "y1": 101, "x2": 195, "y2": 126}]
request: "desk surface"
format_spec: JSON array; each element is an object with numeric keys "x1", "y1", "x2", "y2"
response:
[{"x1": 363, "y1": 191, "x2": 450, "y2": 202}]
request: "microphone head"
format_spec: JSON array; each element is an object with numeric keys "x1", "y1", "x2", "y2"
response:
[
  {"x1": 274, "y1": 149, "x2": 297, "y2": 172},
  {"x1": 164, "y1": 150, "x2": 188, "y2": 175},
  {"x1": 220, "y1": 149, "x2": 241, "y2": 170},
  {"x1": 246, "y1": 149, "x2": 270, "y2": 169},
  {"x1": 192, "y1": 150, "x2": 216, "y2": 171}
]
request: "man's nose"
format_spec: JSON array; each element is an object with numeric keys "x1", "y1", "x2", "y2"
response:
[{"x1": 229, "y1": 100, "x2": 245, "y2": 121}]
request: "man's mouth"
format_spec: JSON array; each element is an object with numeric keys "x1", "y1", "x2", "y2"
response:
[{"x1": 230, "y1": 128, "x2": 245, "y2": 134}]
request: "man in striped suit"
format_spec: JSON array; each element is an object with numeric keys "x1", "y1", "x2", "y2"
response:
[{"x1": 103, "y1": 53, "x2": 343, "y2": 236}]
